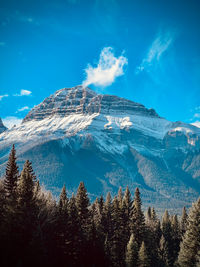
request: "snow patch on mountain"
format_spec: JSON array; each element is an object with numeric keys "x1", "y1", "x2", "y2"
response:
[{"x1": 1, "y1": 86, "x2": 200, "y2": 156}]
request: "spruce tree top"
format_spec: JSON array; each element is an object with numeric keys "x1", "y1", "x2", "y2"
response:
[{"x1": 4, "y1": 144, "x2": 19, "y2": 199}]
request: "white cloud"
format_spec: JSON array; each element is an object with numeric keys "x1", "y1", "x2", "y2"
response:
[
  {"x1": 0, "y1": 94, "x2": 8, "y2": 101},
  {"x1": 82, "y1": 47, "x2": 128, "y2": 87},
  {"x1": 2, "y1": 116, "x2": 22, "y2": 129},
  {"x1": 14, "y1": 89, "x2": 32, "y2": 96},
  {"x1": 16, "y1": 106, "x2": 30, "y2": 113},
  {"x1": 136, "y1": 31, "x2": 174, "y2": 74}
]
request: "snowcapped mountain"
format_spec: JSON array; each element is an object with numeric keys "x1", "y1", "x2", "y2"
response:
[{"x1": 0, "y1": 85, "x2": 200, "y2": 212}]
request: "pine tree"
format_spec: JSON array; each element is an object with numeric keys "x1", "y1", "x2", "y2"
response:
[
  {"x1": 110, "y1": 196, "x2": 126, "y2": 266},
  {"x1": 180, "y1": 206, "x2": 188, "y2": 237},
  {"x1": 76, "y1": 181, "x2": 90, "y2": 226},
  {"x1": 130, "y1": 188, "x2": 146, "y2": 247},
  {"x1": 67, "y1": 193, "x2": 81, "y2": 266},
  {"x1": 33, "y1": 185, "x2": 58, "y2": 266},
  {"x1": 145, "y1": 207, "x2": 161, "y2": 266},
  {"x1": 99, "y1": 195, "x2": 104, "y2": 215},
  {"x1": 26, "y1": 160, "x2": 37, "y2": 182},
  {"x1": 92, "y1": 197, "x2": 105, "y2": 244},
  {"x1": 161, "y1": 210, "x2": 174, "y2": 267},
  {"x1": 4, "y1": 144, "x2": 19, "y2": 201},
  {"x1": 171, "y1": 215, "x2": 181, "y2": 264},
  {"x1": 178, "y1": 198, "x2": 200, "y2": 267},
  {"x1": 57, "y1": 185, "x2": 69, "y2": 263},
  {"x1": 118, "y1": 187, "x2": 123, "y2": 209},
  {"x1": 18, "y1": 160, "x2": 35, "y2": 208},
  {"x1": 103, "y1": 192, "x2": 113, "y2": 264},
  {"x1": 75, "y1": 182, "x2": 91, "y2": 265},
  {"x1": 125, "y1": 234, "x2": 139, "y2": 267},
  {"x1": 58, "y1": 184, "x2": 68, "y2": 213},
  {"x1": 138, "y1": 241, "x2": 151, "y2": 267},
  {"x1": 146, "y1": 207, "x2": 151, "y2": 223},
  {"x1": 17, "y1": 160, "x2": 38, "y2": 266},
  {"x1": 123, "y1": 186, "x2": 132, "y2": 245}
]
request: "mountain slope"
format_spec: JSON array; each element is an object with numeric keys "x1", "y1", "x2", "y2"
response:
[
  {"x1": 0, "y1": 85, "x2": 199, "y2": 212},
  {"x1": 0, "y1": 118, "x2": 7, "y2": 134}
]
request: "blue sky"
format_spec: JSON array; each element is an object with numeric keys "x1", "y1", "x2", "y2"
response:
[{"x1": 0, "y1": 0, "x2": 200, "y2": 128}]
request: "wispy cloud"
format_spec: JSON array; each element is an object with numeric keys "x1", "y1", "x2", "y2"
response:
[
  {"x1": 135, "y1": 31, "x2": 174, "y2": 74},
  {"x1": 0, "y1": 94, "x2": 8, "y2": 101},
  {"x1": 0, "y1": 42, "x2": 6, "y2": 47},
  {"x1": 194, "y1": 113, "x2": 200, "y2": 118},
  {"x1": 14, "y1": 89, "x2": 32, "y2": 96},
  {"x1": 16, "y1": 106, "x2": 30, "y2": 113},
  {"x1": 82, "y1": 47, "x2": 128, "y2": 87},
  {"x1": 2, "y1": 116, "x2": 22, "y2": 129}
]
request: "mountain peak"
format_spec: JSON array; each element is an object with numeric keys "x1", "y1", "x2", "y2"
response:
[{"x1": 23, "y1": 85, "x2": 159, "y2": 123}]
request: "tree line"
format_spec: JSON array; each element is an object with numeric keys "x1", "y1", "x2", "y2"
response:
[{"x1": 0, "y1": 145, "x2": 199, "y2": 267}]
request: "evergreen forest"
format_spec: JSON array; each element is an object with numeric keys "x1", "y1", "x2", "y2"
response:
[{"x1": 0, "y1": 145, "x2": 200, "y2": 267}]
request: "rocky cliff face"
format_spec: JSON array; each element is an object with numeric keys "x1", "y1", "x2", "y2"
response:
[
  {"x1": 23, "y1": 85, "x2": 159, "y2": 122},
  {"x1": 0, "y1": 118, "x2": 7, "y2": 134},
  {"x1": 0, "y1": 86, "x2": 200, "y2": 213}
]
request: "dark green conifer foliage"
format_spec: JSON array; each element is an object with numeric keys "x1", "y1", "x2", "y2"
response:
[
  {"x1": 67, "y1": 193, "x2": 81, "y2": 266},
  {"x1": 35, "y1": 188, "x2": 58, "y2": 266},
  {"x1": 76, "y1": 181, "x2": 90, "y2": 225},
  {"x1": 0, "y1": 181, "x2": 6, "y2": 226},
  {"x1": 3, "y1": 145, "x2": 200, "y2": 267},
  {"x1": 138, "y1": 241, "x2": 151, "y2": 267},
  {"x1": 110, "y1": 196, "x2": 125, "y2": 266},
  {"x1": 123, "y1": 186, "x2": 132, "y2": 244},
  {"x1": 17, "y1": 160, "x2": 38, "y2": 266},
  {"x1": 104, "y1": 192, "x2": 112, "y2": 234},
  {"x1": 103, "y1": 192, "x2": 113, "y2": 263},
  {"x1": 161, "y1": 210, "x2": 174, "y2": 267},
  {"x1": 18, "y1": 160, "x2": 35, "y2": 208},
  {"x1": 58, "y1": 184, "x2": 68, "y2": 213},
  {"x1": 75, "y1": 182, "x2": 91, "y2": 265},
  {"x1": 118, "y1": 187, "x2": 123, "y2": 208},
  {"x1": 180, "y1": 206, "x2": 188, "y2": 237},
  {"x1": 89, "y1": 199, "x2": 107, "y2": 267},
  {"x1": 125, "y1": 234, "x2": 139, "y2": 267},
  {"x1": 57, "y1": 185, "x2": 69, "y2": 263},
  {"x1": 99, "y1": 195, "x2": 104, "y2": 215},
  {"x1": 145, "y1": 207, "x2": 161, "y2": 266},
  {"x1": 178, "y1": 198, "x2": 200, "y2": 267},
  {"x1": 93, "y1": 197, "x2": 105, "y2": 243},
  {"x1": 4, "y1": 144, "x2": 19, "y2": 200},
  {"x1": 171, "y1": 215, "x2": 181, "y2": 264},
  {"x1": 26, "y1": 159, "x2": 37, "y2": 182},
  {"x1": 130, "y1": 188, "x2": 146, "y2": 247}
]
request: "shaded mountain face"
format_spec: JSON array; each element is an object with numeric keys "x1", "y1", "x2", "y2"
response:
[
  {"x1": 0, "y1": 118, "x2": 7, "y2": 134},
  {"x1": 0, "y1": 85, "x2": 200, "y2": 213}
]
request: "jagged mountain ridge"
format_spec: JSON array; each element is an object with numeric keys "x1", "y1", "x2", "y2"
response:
[
  {"x1": 0, "y1": 85, "x2": 200, "y2": 213},
  {"x1": 23, "y1": 85, "x2": 159, "y2": 122}
]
